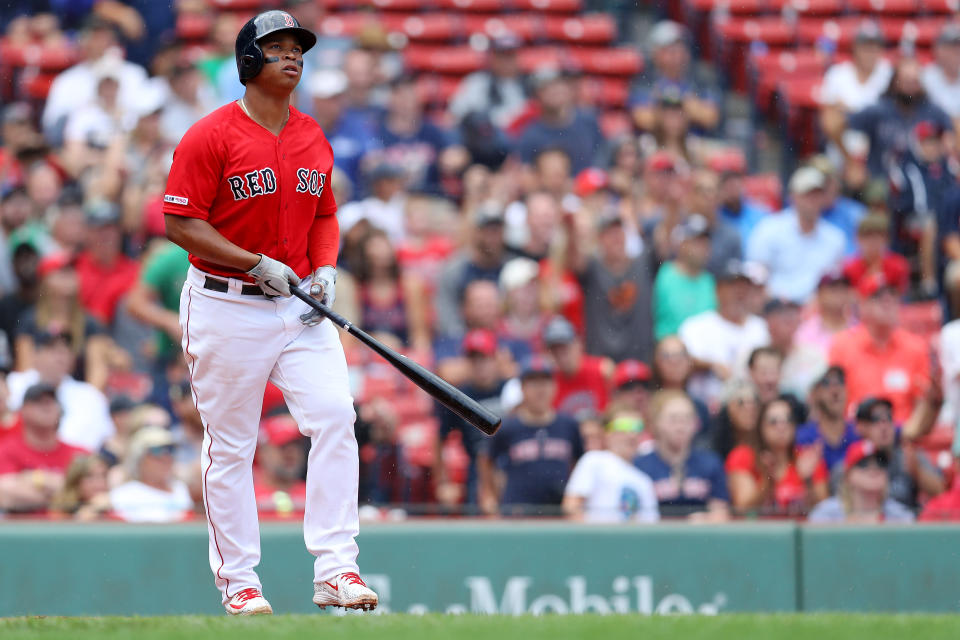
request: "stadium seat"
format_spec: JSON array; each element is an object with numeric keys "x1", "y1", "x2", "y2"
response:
[
  {"x1": 517, "y1": 46, "x2": 567, "y2": 72},
  {"x1": 750, "y1": 48, "x2": 828, "y2": 115},
  {"x1": 370, "y1": 0, "x2": 426, "y2": 10},
  {"x1": 880, "y1": 17, "x2": 949, "y2": 48},
  {"x1": 686, "y1": 0, "x2": 785, "y2": 15},
  {"x1": 176, "y1": 13, "x2": 213, "y2": 41},
  {"x1": 568, "y1": 47, "x2": 643, "y2": 76},
  {"x1": 577, "y1": 76, "x2": 629, "y2": 107},
  {"x1": 742, "y1": 173, "x2": 783, "y2": 210},
  {"x1": 435, "y1": 0, "x2": 506, "y2": 11},
  {"x1": 319, "y1": 13, "x2": 384, "y2": 38},
  {"x1": 920, "y1": 0, "x2": 960, "y2": 12},
  {"x1": 513, "y1": 0, "x2": 583, "y2": 13},
  {"x1": 846, "y1": 0, "x2": 919, "y2": 13},
  {"x1": 462, "y1": 14, "x2": 544, "y2": 42},
  {"x1": 543, "y1": 14, "x2": 617, "y2": 44},
  {"x1": 416, "y1": 74, "x2": 462, "y2": 106},
  {"x1": 796, "y1": 17, "x2": 864, "y2": 48},
  {"x1": 715, "y1": 17, "x2": 797, "y2": 92},
  {"x1": 776, "y1": 76, "x2": 823, "y2": 155},
  {"x1": 209, "y1": 0, "x2": 280, "y2": 9},
  {"x1": 599, "y1": 110, "x2": 631, "y2": 138},
  {"x1": 404, "y1": 45, "x2": 486, "y2": 73},
  {"x1": 380, "y1": 13, "x2": 465, "y2": 42}
]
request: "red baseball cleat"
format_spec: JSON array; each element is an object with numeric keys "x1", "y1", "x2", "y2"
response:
[{"x1": 224, "y1": 587, "x2": 273, "y2": 616}]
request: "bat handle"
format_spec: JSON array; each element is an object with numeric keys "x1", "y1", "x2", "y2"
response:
[{"x1": 289, "y1": 285, "x2": 354, "y2": 332}]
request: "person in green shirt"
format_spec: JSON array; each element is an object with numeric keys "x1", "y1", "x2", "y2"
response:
[
  {"x1": 126, "y1": 241, "x2": 190, "y2": 362},
  {"x1": 653, "y1": 214, "x2": 717, "y2": 339}
]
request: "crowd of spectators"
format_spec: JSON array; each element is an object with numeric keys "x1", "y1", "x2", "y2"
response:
[{"x1": 2, "y1": 2, "x2": 960, "y2": 524}]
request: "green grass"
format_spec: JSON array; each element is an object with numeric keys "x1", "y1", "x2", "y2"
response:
[{"x1": 2, "y1": 613, "x2": 960, "y2": 640}]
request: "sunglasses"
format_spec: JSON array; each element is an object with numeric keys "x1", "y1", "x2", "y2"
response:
[
  {"x1": 863, "y1": 413, "x2": 893, "y2": 424},
  {"x1": 146, "y1": 444, "x2": 175, "y2": 457},
  {"x1": 817, "y1": 377, "x2": 845, "y2": 388},
  {"x1": 764, "y1": 416, "x2": 792, "y2": 426}
]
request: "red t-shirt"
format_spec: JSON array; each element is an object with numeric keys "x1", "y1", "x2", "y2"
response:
[
  {"x1": 162, "y1": 102, "x2": 339, "y2": 279},
  {"x1": 75, "y1": 251, "x2": 140, "y2": 325},
  {"x1": 0, "y1": 432, "x2": 86, "y2": 475},
  {"x1": 253, "y1": 473, "x2": 307, "y2": 516},
  {"x1": 842, "y1": 252, "x2": 910, "y2": 293},
  {"x1": 725, "y1": 444, "x2": 828, "y2": 511},
  {"x1": 554, "y1": 355, "x2": 609, "y2": 415},
  {"x1": 919, "y1": 486, "x2": 960, "y2": 521}
]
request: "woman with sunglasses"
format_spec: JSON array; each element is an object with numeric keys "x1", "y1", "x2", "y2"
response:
[
  {"x1": 726, "y1": 396, "x2": 828, "y2": 516},
  {"x1": 108, "y1": 425, "x2": 192, "y2": 523}
]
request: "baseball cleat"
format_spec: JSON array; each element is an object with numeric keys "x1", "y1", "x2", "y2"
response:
[
  {"x1": 224, "y1": 587, "x2": 273, "y2": 616},
  {"x1": 313, "y1": 572, "x2": 378, "y2": 611}
]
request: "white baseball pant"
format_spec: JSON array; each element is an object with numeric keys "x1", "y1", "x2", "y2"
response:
[{"x1": 180, "y1": 265, "x2": 359, "y2": 604}]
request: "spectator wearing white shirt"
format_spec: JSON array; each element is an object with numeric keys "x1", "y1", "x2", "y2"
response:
[
  {"x1": 6, "y1": 331, "x2": 113, "y2": 452},
  {"x1": 922, "y1": 23, "x2": 960, "y2": 133},
  {"x1": 563, "y1": 414, "x2": 659, "y2": 523},
  {"x1": 337, "y1": 162, "x2": 407, "y2": 245},
  {"x1": 108, "y1": 426, "x2": 193, "y2": 523},
  {"x1": 42, "y1": 17, "x2": 147, "y2": 144},
  {"x1": 746, "y1": 167, "x2": 845, "y2": 303},
  {"x1": 819, "y1": 21, "x2": 892, "y2": 151},
  {"x1": 678, "y1": 260, "x2": 769, "y2": 409}
]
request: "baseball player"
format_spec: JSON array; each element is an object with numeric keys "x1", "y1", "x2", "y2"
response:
[{"x1": 162, "y1": 11, "x2": 377, "y2": 615}]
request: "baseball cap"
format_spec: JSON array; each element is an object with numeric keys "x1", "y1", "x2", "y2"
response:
[
  {"x1": 645, "y1": 150, "x2": 678, "y2": 173},
  {"x1": 671, "y1": 214, "x2": 711, "y2": 244},
  {"x1": 36, "y1": 252, "x2": 74, "y2": 279},
  {"x1": 573, "y1": 168, "x2": 610, "y2": 197},
  {"x1": 937, "y1": 22, "x2": 960, "y2": 45},
  {"x1": 2, "y1": 102, "x2": 32, "y2": 125},
  {"x1": 762, "y1": 297, "x2": 801, "y2": 315},
  {"x1": 309, "y1": 69, "x2": 348, "y2": 99},
  {"x1": 606, "y1": 414, "x2": 645, "y2": 433},
  {"x1": 127, "y1": 425, "x2": 176, "y2": 475},
  {"x1": 491, "y1": 32, "x2": 522, "y2": 52},
  {"x1": 855, "y1": 396, "x2": 893, "y2": 423},
  {"x1": 23, "y1": 382, "x2": 58, "y2": 404},
  {"x1": 473, "y1": 201, "x2": 505, "y2": 228},
  {"x1": 366, "y1": 161, "x2": 406, "y2": 183},
  {"x1": 814, "y1": 365, "x2": 845, "y2": 388},
  {"x1": 707, "y1": 149, "x2": 746, "y2": 175},
  {"x1": 857, "y1": 273, "x2": 898, "y2": 299},
  {"x1": 649, "y1": 21, "x2": 687, "y2": 49},
  {"x1": 260, "y1": 414, "x2": 303, "y2": 447},
  {"x1": 856, "y1": 214, "x2": 889, "y2": 236},
  {"x1": 854, "y1": 20, "x2": 886, "y2": 45},
  {"x1": 462, "y1": 329, "x2": 497, "y2": 356},
  {"x1": 844, "y1": 440, "x2": 889, "y2": 473},
  {"x1": 612, "y1": 360, "x2": 653, "y2": 389},
  {"x1": 716, "y1": 259, "x2": 752, "y2": 283},
  {"x1": 595, "y1": 207, "x2": 623, "y2": 232},
  {"x1": 818, "y1": 271, "x2": 851, "y2": 289},
  {"x1": 109, "y1": 394, "x2": 137, "y2": 414},
  {"x1": 788, "y1": 166, "x2": 826, "y2": 195},
  {"x1": 84, "y1": 199, "x2": 121, "y2": 227},
  {"x1": 530, "y1": 66, "x2": 569, "y2": 91},
  {"x1": 499, "y1": 257, "x2": 539, "y2": 291},
  {"x1": 542, "y1": 316, "x2": 577, "y2": 347},
  {"x1": 520, "y1": 355, "x2": 554, "y2": 380},
  {"x1": 742, "y1": 261, "x2": 769, "y2": 286}
]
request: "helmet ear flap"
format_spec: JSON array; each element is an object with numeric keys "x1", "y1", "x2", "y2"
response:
[{"x1": 241, "y1": 54, "x2": 257, "y2": 69}]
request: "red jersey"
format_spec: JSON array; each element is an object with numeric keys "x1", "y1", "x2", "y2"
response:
[
  {"x1": 554, "y1": 355, "x2": 610, "y2": 416},
  {"x1": 0, "y1": 432, "x2": 86, "y2": 475},
  {"x1": 842, "y1": 252, "x2": 909, "y2": 293},
  {"x1": 162, "y1": 102, "x2": 339, "y2": 279},
  {"x1": 725, "y1": 444, "x2": 828, "y2": 512},
  {"x1": 75, "y1": 251, "x2": 139, "y2": 325}
]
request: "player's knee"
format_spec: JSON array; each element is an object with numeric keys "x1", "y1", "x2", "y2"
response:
[{"x1": 302, "y1": 396, "x2": 356, "y2": 437}]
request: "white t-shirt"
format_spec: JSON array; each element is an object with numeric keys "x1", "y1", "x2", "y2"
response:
[
  {"x1": 564, "y1": 450, "x2": 659, "y2": 523},
  {"x1": 679, "y1": 310, "x2": 770, "y2": 405},
  {"x1": 819, "y1": 59, "x2": 892, "y2": 112},
  {"x1": 338, "y1": 194, "x2": 407, "y2": 244},
  {"x1": 109, "y1": 480, "x2": 193, "y2": 523},
  {"x1": 922, "y1": 63, "x2": 960, "y2": 118}
]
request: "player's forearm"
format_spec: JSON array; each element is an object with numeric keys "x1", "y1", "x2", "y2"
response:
[
  {"x1": 307, "y1": 213, "x2": 339, "y2": 270},
  {"x1": 164, "y1": 214, "x2": 260, "y2": 272}
]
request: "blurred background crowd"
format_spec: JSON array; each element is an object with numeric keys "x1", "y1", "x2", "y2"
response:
[{"x1": 2, "y1": 0, "x2": 960, "y2": 524}]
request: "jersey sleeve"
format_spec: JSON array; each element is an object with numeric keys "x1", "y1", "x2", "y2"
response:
[
  {"x1": 725, "y1": 445, "x2": 756, "y2": 474},
  {"x1": 162, "y1": 121, "x2": 225, "y2": 221}
]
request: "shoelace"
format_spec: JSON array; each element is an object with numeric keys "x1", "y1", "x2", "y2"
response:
[
  {"x1": 341, "y1": 572, "x2": 366, "y2": 586},
  {"x1": 234, "y1": 588, "x2": 262, "y2": 603}
]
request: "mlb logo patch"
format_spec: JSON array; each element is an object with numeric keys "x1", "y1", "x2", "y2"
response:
[
  {"x1": 283, "y1": 13, "x2": 294, "y2": 27},
  {"x1": 164, "y1": 194, "x2": 189, "y2": 205}
]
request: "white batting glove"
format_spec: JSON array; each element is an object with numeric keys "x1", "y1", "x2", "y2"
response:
[
  {"x1": 299, "y1": 265, "x2": 336, "y2": 326},
  {"x1": 246, "y1": 253, "x2": 299, "y2": 297}
]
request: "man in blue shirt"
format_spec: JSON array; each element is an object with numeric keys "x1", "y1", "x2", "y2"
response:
[
  {"x1": 478, "y1": 357, "x2": 584, "y2": 516},
  {"x1": 809, "y1": 155, "x2": 866, "y2": 257},
  {"x1": 714, "y1": 162, "x2": 770, "y2": 254},
  {"x1": 516, "y1": 67, "x2": 603, "y2": 174},
  {"x1": 796, "y1": 366, "x2": 860, "y2": 474}
]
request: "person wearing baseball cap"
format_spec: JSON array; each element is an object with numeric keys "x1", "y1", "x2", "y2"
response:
[
  {"x1": 607, "y1": 359, "x2": 654, "y2": 419},
  {"x1": 746, "y1": 165, "x2": 845, "y2": 303},
  {"x1": 543, "y1": 316, "x2": 612, "y2": 418},
  {"x1": 686, "y1": 168, "x2": 743, "y2": 278},
  {"x1": 449, "y1": 32, "x2": 526, "y2": 130},
  {"x1": 793, "y1": 272, "x2": 853, "y2": 357},
  {"x1": 795, "y1": 366, "x2": 861, "y2": 472},
  {"x1": 109, "y1": 425, "x2": 194, "y2": 523},
  {"x1": 653, "y1": 213, "x2": 715, "y2": 340},
  {"x1": 923, "y1": 22, "x2": 960, "y2": 130},
  {"x1": 632, "y1": 21, "x2": 719, "y2": 134},
  {"x1": 308, "y1": 68, "x2": 376, "y2": 190},
  {"x1": 477, "y1": 353, "x2": 583, "y2": 516},
  {"x1": 562, "y1": 413, "x2": 659, "y2": 523},
  {"x1": 433, "y1": 329, "x2": 506, "y2": 508},
  {"x1": 841, "y1": 214, "x2": 908, "y2": 296},
  {"x1": 252, "y1": 413, "x2": 308, "y2": 516},
  {"x1": 808, "y1": 440, "x2": 914, "y2": 523}
]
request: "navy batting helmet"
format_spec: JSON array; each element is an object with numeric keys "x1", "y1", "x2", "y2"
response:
[{"x1": 235, "y1": 10, "x2": 317, "y2": 85}]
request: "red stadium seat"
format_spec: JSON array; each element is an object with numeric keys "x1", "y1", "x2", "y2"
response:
[
  {"x1": 568, "y1": 47, "x2": 643, "y2": 76},
  {"x1": 920, "y1": 0, "x2": 960, "y2": 12},
  {"x1": 599, "y1": 110, "x2": 631, "y2": 138},
  {"x1": 209, "y1": 0, "x2": 280, "y2": 9},
  {"x1": 543, "y1": 14, "x2": 617, "y2": 44},
  {"x1": 370, "y1": 0, "x2": 425, "y2": 10},
  {"x1": 577, "y1": 76, "x2": 629, "y2": 107},
  {"x1": 517, "y1": 46, "x2": 567, "y2": 73},
  {"x1": 750, "y1": 48, "x2": 828, "y2": 114},
  {"x1": 796, "y1": 17, "x2": 866, "y2": 48},
  {"x1": 319, "y1": 13, "x2": 384, "y2": 38},
  {"x1": 176, "y1": 13, "x2": 213, "y2": 41},
  {"x1": 687, "y1": 0, "x2": 785, "y2": 14},
  {"x1": 380, "y1": 14, "x2": 464, "y2": 42},
  {"x1": 435, "y1": 0, "x2": 505, "y2": 11},
  {"x1": 416, "y1": 74, "x2": 462, "y2": 106},
  {"x1": 742, "y1": 173, "x2": 783, "y2": 210},
  {"x1": 404, "y1": 45, "x2": 486, "y2": 74},
  {"x1": 846, "y1": 0, "x2": 919, "y2": 13},
  {"x1": 716, "y1": 17, "x2": 797, "y2": 91},
  {"x1": 882, "y1": 17, "x2": 949, "y2": 48},
  {"x1": 462, "y1": 14, "x2": 544, "y2": 42},
  {"x1": 776, "y1": 76, "x2": 823, "y2": 155},
  {"x1": 513, "y1": 0, "x2": 583, "y2": 12}
]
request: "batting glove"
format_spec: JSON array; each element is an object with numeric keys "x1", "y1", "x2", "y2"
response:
[
  {"x1": 299, "y1": 265, "x2": 336, "y2": 326},
  {"x1": 246, "y1": 253, "x2": 299, "y2": 297}
]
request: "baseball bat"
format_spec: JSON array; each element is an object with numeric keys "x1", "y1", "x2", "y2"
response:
[{"x1": 290, "y1": 287, "x2": 502, "y2": 436}]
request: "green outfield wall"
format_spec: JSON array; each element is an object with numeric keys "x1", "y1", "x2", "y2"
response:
[{"x1": 0, "y1": 522, "x2": 957, "y2": 616}]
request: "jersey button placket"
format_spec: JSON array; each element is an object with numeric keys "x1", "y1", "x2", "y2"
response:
[{"x1": 276, "y1": 137, "x2": 286, "y2": 260}]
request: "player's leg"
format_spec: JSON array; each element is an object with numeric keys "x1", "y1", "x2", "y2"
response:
[
  {"x1": 181, "y1": 280, "x2": 282, "y2": 611},
  {"x1": 269, "y1": 313, "x2": 377, "y2": 610}
]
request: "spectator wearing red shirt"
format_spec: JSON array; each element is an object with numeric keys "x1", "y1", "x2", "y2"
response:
[
  {"x1": 0, "y1": 383, "x2": 85, "y2": 513},
  {"x1": 543, "y1": 316, "x2": 613, "y2": 418},
  {"x1": 74, "y1": 200, "x2": 139, "y2": 326},
  {"x1": 841, "y1": 214, "x2": 909, "y2": 295},
  {"x1": 726, "y1": 396, "x2": 829, "y2": 516},
  {"x1": 254, "y1": 414, "x2": 308, "y2": 518},
  {"x1": 920, "y1": 459, "x2": 960, "y2": 522},
  {"x1": 829, "y1": 279, "x2": 931, "y2": 423}
]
